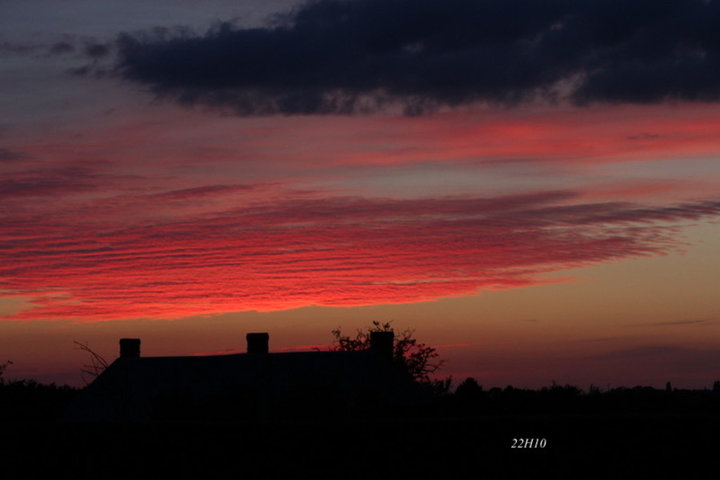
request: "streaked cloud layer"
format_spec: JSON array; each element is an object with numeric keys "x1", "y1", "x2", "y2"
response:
[
  {"x1": 2, "y1": 182, "x2": 718, "y2": 320},
  {"x1": 2, "y1": 95, "x2": 718, "y2": 322}
]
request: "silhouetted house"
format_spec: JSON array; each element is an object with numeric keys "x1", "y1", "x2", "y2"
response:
[{"x1": 66, "y1": 332, "x2": 419, "y2": 422}]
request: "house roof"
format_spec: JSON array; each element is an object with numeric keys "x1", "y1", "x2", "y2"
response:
[{"x1": 66, "y1": 335, "x2": 417, "y2": 422}]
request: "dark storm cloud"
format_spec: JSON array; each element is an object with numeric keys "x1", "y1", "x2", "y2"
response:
[{"x1": 110, "y1": 0, "x2": 720, "y2": 115}]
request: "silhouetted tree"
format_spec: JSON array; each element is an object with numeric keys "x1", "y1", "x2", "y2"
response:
[
  {"x1": 455, "y1": 377, "x2": 482, "y2": 398},
  {"x1": 0, "y1": 360, "x2": 13, "y2": 384},
  {"x1": 0, "y1": 360, "x2": 77, "y2": 422},
  {"x1": 74, "y1": 340, "x2": 109, "y2": 384},
  {"x1": 331, "y1": 321, "x2": 443, "y2": 383}
]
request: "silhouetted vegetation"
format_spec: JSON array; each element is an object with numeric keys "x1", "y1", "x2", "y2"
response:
[
  {"x1": 4, "y1": 346, "x2": 720, "y2": 478},
  {"x1": 331, "y1": 321, "x2": 444, "y2": 383},
  {"x1": 4, "y1": 370, "x2": 720, "y2": 479},
  {"x1": 443, "y1": 378, "x2": 720, "y2": 416},
  {"x1": 74, "y1": 340, "x2": 109, "y2": 384},
  {"x1": 0, "y1": 362, "x2": 77, "y2": 423},
  {"x1": 0, "y1": 360, "x2": 11, "y2": 380}
]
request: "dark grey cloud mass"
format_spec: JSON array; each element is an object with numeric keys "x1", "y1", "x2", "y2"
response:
[{"x1": 111, "y1": 0, "x2": 720, "y2": 115}]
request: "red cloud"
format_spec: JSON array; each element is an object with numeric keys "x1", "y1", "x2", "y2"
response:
[
  {"x1": 2, "y1": 191, "x2": 718, "y2": 321},
  {"x1": 8, "y1": 104, "x2": 720, "y2": 174},
  {"x1": 2, "y1": 103, "x2": 719, "y2": 322}
]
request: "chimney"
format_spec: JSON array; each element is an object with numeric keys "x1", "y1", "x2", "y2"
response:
[
  {"x1": 119, "y1": 338, "x2": 141, "y2": 359},
  {"x1": 370, "y1": 331, "x2": 394, "y2": 361},
  {"x1": 246, "y1": 332, "x2": 269, "y2": 354}
]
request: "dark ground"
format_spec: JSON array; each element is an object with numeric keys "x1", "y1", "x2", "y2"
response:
[
  {"x1": 2, "y1": 382, "x2": 719, "y2": 479},
  {"x1": 4, "y1": 413, "x2": 719, "y2": 479}
]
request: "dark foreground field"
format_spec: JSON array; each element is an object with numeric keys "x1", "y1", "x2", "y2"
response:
[
  {"x1": 2, "y1": 382, "x2": 719, "y2": 479},
  {"x1": 3, "y1": 413, "x2": 719, "y2": 479}
]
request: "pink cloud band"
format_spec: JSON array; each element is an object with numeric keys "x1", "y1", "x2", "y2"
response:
[{"x1": 2, "y1": 190, "x2": 717, "y2": 321}]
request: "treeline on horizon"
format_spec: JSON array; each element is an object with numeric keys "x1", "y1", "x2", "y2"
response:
[
  {"x1": 438, "y1": 377, "x2": 720, "y2": 416},
  {"x1": 4, "y1": 377, "x2": 720, "y2": 480},
  {"x1": 3, "y1": 373, "x2": 720, "y2": 423}
]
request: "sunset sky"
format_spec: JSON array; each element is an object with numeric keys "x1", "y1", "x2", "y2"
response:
[{"x1": 2, "y1": 0, "x2": 719, "y2": 389}]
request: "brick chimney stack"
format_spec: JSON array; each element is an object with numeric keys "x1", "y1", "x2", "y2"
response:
[
  {"x1": 246, "y1": 332, "x2": 269, "y2": 354},
  {"x1": 119, "y1": 338, "x2": 141, "y2": 358}
]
